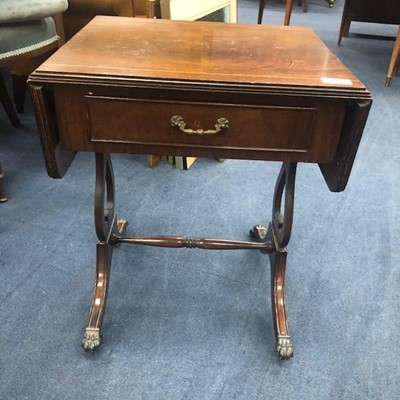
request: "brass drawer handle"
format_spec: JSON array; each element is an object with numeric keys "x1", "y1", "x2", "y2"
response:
[{"x1": 171, "y1": 115, "x2": 229, "y2": 135}]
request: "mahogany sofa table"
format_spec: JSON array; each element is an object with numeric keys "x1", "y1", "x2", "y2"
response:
[{"x1": 29, "y1": 16, "x2": 371, "y2": 359}]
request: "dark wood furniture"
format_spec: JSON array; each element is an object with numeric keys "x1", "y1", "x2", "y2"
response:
[
  {"x1": 386, "y1": 26, "x2": 400, "y2": 86},
  {"x1": 62, "y1": 0, "x2": 163, "y2": 42},
  {"x1": 0, "y1": 71, "x2": 20, "y2": 127},
  {"x1": 338, "y1": 0, "x2": 400, "y2": 45},
  {"x1": 29, "y1": 16, "x2": 371, "y2": 359},
  {"x1": 257, "y1": 0, "x2": 335, "y2": 26}
]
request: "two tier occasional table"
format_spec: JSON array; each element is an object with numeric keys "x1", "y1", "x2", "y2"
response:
[{"x1": 29, "y1": 17, "x2": 371, "y2": 359}]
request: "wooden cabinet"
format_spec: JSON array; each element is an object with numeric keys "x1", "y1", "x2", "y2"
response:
[
  {"x1": 339, "y1": 0, "x2": 400, "y2": 44},
  {"x1": 160, "y1": 0, "x2": 237, "y2": 23}
]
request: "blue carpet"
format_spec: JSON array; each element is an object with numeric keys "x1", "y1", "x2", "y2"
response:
[{"x1": 0, "y1": 1, "x2": 399, "y2": 399}]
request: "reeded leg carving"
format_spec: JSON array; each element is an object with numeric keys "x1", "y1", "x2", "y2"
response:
[
  {"x1": 82, "y1": 241, "x2": 113, "y2": 351},
  {"x1": 251, "y1": 163, "x2": 296, "y2": 359},
  {"x1": 82, "y1": 153, "x2": 127, "y2": 352},
  {"x1": 270, "y1": 250, "x2": 293, "y2": 359}
]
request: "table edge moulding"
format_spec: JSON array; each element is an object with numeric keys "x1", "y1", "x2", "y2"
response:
[{"x1": 28, "y1": 16, "x2": 372, "y2": 360}]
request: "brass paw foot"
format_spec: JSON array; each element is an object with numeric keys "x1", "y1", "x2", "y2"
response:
[
  {"x1": 277, "y1": 336, "x2": 293, "y2": 359},
  {"x1": 82, "y1": 328, "x2": 101, "y2": 352}
]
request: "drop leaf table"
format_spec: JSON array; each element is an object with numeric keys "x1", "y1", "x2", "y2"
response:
[{"x1": 29, "y1": 16, "x2": 371, "y2": 359}]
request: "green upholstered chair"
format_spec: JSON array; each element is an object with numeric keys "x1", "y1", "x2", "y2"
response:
[
  {"x1": 0, "y1": 0, "x2": 68, "y2": 202},
  {"x1": 0, "y1": 0, "x2": 68, "y2": 124}
]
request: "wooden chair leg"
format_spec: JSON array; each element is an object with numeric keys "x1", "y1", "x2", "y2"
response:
[
  {"x1": 284, "y1": 0, "x2": 293, "y2": 26},
  {"x1": 12, "y1": 74, "x2": 27, "y2": 113},
  {"x1": 147, "y1": 155, "x2": 162, "y2": 168},
  {"x1": 0, "y1": 72, "x2": 20, "y2": 127},
  {"x1": 385, "y1": 27, "x2": 400, "y2": 86},
  {"x1": 0, "y1": 162, "x2": 7, "y2": 203},
  {"x1": 259, "y1": 0, "x2": 293, "y2": 26},
  {"x1": 338, "y1": 0, "x2": 351, "y2": 45},
  {"x1": 258, "y1": 0, "x2": 266, "y2": 24}
]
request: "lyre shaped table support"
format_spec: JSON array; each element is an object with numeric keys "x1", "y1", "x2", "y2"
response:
[
  {"x1": 250, "y1": 162, "x2": 297, "y2": 359},
  {"x1": 82, "y1": 153, "x2": 128, "y2": 351},
  {"x1": 82, "y1": 153, "x2": 296, "y2": 359}
]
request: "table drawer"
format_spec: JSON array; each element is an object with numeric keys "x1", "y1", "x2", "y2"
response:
[
  {"x1": 85, "y1": 95, "x2": 328, "y2": 154},
  {"x1": 55, "y1": 89, "x2": 345, "y2": 162},
  {"x1": 86, "y1": 96, "x2": 316, "y2": 152}
]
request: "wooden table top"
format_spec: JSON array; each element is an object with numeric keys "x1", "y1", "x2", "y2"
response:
[
  {"x1": 29, "y1": 16, "x2": 372, "y2": 192},
  {"x1": 33, "y1": 16, "x2": 368, "y2": 96}
]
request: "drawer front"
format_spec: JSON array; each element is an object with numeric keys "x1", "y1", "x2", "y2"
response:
[
  {"x1": 86, "y1": 96, "x2": 316, "y2": 153},
  {"x1": 55, "y1": 88, "x2": 346, "y2": 163}
]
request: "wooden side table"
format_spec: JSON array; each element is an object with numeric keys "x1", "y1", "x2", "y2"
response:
[
  {"x1": 338, "y1": 0, "x2": 400, "y2": 45},
  {"x1": 29, "y1": 17, "x2": 371, "y2": 359}
]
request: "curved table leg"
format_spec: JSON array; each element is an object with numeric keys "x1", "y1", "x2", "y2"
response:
[
  {"x1": 270, "y1": 249, "x2": 293, "y2": 359},
  {"x1": 250, "y1": 162, "x2": 296, "y2": 359},
  {"x1": 82, "y1": 242, "x2": 113, "y2": 351},
  {"x1": 82, "y1": 153, "x2": 128, "y2": 352}
]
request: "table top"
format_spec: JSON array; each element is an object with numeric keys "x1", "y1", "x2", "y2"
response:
[
  {"x1": 32, "y1": 16, "x2": 368, "y2": 97},
  {"x1": 29, "y1": 16, "x2": 372, "y2": 192}
]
